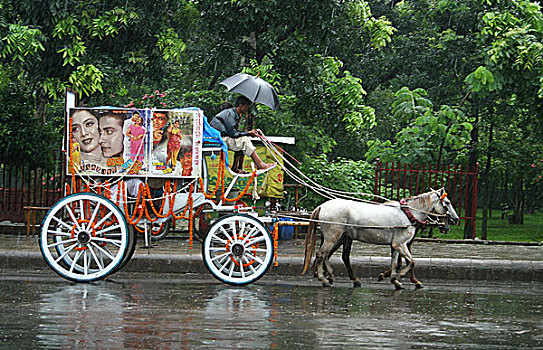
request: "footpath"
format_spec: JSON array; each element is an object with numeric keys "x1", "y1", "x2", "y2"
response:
[{"x1": 0, "y1": 228, "x2": 541, "y2": 283}]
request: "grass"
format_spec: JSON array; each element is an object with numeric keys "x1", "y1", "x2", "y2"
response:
[{"x1": 431, "y1": 208, "x2": 543, "y2": 243}]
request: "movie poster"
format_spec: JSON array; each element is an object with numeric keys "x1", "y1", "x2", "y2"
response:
[
  {"x1": 148, "y1": 109, "x2": 202, "y2": 177},
  {"x1": 67, "y1": 107, "x2": 202, "y2": 178}
]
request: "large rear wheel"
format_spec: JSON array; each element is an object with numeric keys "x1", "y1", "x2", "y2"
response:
[
  {"x1": 39, "y1": 193, "x2": 131, "y2": 282},
  {"x1": 202, "y1": 214, "x2": 274, "y2": 286}
]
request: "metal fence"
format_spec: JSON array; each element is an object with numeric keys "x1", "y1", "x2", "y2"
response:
[
  {"x1": 0, "y1": 157, "x2": 478, "y2": 238},
  {"x1": 0, "y1": 152, "x2": 64, "y2": 222},
  {"x1": 374, "y1": 161, "x2": 479, "y2": 238}
]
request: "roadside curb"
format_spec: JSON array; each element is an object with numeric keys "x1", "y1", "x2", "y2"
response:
[{"x1": 1, "y1": 251, "x2": 541, "y2": 282}]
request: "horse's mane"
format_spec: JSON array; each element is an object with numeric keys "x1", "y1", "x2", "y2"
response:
[
  {"x1": 407, "y1": 191, "x2": 434, "y2": 208},
  {"x1": 381, "y1": 190, "x2": 437, "y2": 208}
]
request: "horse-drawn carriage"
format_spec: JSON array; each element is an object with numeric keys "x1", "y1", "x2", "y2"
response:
[{"x1": 39, "y1": 85, "x2": 460, "y2": 290}]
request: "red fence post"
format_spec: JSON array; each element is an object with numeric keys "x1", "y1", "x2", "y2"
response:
[
  {"x1": 471, "y1": 163, "x2": 479, "y2": 239},
  {"x1": 374, "y1": 160, "x2": 380, "y2": 201}
]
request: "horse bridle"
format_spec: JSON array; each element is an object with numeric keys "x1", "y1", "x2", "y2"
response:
[{"x1": 400, "y1": 191, "x2": 450, "y2": 229}]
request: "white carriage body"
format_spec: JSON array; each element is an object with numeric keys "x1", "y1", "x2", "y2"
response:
[{"x1": 41, "y1": 101, "x2": 279, "y2": 285}]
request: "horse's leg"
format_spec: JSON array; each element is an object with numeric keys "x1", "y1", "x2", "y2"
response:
[
  {"x1": 315, "y1": 227, "x2": 343, "y2": 287},
  {"x1": 341, "y1": 237, "x2": 361, "y2": 287},
  {"x1": 323, "y1": 255, "x2": 335, "y2": 285},
  {"x1": 386, "y1": 239, "x2": 422, "y2": 287},
  {"x1": 315, "y1": 245, "x2": 333, "y2": 287},
  {"x1": 311, "y1": 231, "x2": 326, "y2": 277},
  {"x1": 397, "y1": 242, "x2": 415, "y2": 281},
  {"x1": 378, "y1": 246, "x2": 400, "y2": 281},
  {"x1": 384, "y1": 234, "x2": 423, "y2": 288},
  {"x1": 389, "y1": 244, "x2": 403, "y2": 290},
  {"x1": 322, "y1": 234, "x2": 346, "y2": 284},
  {"x1": 404, "y1": 239, "x2": 423, "y2": 288}
]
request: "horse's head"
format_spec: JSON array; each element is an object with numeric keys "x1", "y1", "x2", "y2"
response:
[{"x1": 431, "y1": 188, "x2": 459, "y2": 226}]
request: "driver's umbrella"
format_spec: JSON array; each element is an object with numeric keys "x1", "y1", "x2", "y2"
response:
[{"x1": 219, "y1": 73, "x2": 279, "y2": 110}]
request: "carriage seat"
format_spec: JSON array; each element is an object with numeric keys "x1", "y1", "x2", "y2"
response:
[{"x1": 203, "y1": 138, "x2": 276, "y2": 177}]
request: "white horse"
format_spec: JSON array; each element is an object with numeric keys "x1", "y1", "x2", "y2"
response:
[{"x1": 303, "y1": 188, "x2": 459, "y2": 289}]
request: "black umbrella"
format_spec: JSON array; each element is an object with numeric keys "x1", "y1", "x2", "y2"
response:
[{"x1": 219, "y1": 73, "x2": 280, "y2": 110}]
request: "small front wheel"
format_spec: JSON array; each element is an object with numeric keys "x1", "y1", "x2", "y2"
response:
[
  {"x1": 39, "y1": 193, "x2": 131, "y2": 282},
  {"x1": 202, "y1": 214, "x2": 274, "y2": 285}
]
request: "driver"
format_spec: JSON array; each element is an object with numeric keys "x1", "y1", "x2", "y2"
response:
[{"x1": 210, "y1": 96, "x2": 275, "y2": 174}]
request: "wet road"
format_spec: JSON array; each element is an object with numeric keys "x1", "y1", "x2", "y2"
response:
[{"x1": 1, "y1": 270, "x2": 542, "y2": 349}]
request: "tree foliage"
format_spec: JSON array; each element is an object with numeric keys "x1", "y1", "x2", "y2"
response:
[
  {"x1": 0, "y1": 0, "x2": 541, "y2": 229},
  {"x1": 365, "y1": 87, "x2": 471, "y2": 164}
]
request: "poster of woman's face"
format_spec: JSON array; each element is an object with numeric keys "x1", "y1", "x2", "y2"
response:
[
  {"x1": 69, "y1": 108, "x2": 129, "y2": 173},
  {"x1": 71, "y1": 110, "x2": 101, "y2": 159},
  {"x1": 67, "y1": 107, "x2": 201, "y2": 178}
]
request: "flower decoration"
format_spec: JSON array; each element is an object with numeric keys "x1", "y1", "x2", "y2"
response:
[{"x1": 124, "y1": 90, "x2": 173, "y2": 109}]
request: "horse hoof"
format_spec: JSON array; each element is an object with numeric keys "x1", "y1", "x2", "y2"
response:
[
  {"x1": 377, "y1": 273, "x2": 385, "y2": 282},
  {"x1": 322, "y1": 282, "x2": 332, "y2": 288},
  {"x1": 353, "y1": 281, "x2": 362, "y2": 288},
  {"x1": 391, "y1": 278, "x2": 403, "y2": 290},
  {"x1": 415, "y1": 283, "x2": 424, "y2": 289}
]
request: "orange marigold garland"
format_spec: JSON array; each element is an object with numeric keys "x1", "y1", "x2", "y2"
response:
[
  {"x1": 222, "y1": 170, "x2": 257, "y2": 202},
  {"x1": 64, "y1": 147, "x2": 264, "y2": 251},
  {"x1": 272, "y1": 222, "x2": 279, "y2": 266}
]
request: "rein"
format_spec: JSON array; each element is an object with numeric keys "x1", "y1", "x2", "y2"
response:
[{"x1": 275, "y1": 212, "x2": 446, "y2": 230}]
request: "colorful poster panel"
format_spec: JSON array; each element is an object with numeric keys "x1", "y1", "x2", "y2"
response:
[
  {"x1": 68, "y1": 108, "x2": 150, "y2": 176},
  {"x1": 67, "y1": 107, "x2": 202, "y2": 178},
  {"x1": 204, "y1": 144, "x2": 284, "y2": 198},
  {"x1": 149, "y1": 108, "x2": 202, "y2": 178}
]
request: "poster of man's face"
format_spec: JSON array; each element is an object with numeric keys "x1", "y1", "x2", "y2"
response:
[{"x1": 67, "y1": 107, "x2": 202, "y2": 178}]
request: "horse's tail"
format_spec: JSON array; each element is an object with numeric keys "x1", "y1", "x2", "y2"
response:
[{"x1": 302, "y1": 206, "x2": 321, "y2": 275}]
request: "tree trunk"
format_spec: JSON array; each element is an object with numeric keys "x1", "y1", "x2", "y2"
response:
[
  {"x1": 508, "y1": 176, "x2": 524, "y2": 224},
  {"x1": 481, "y1": 122, "x2": 493, "y2": 240},
  {"x1": 207, "y1": 71, "x2": 222, "y2": 90},
  {"x1": 501, "y1": 170, "x2": 510, "y2": 220},
  {"x1": 463, "y1": 111, "x2": 478, "y2": 239},
  {"x1": 35, "y1": 89, "x2": 48, "y2": 123}
]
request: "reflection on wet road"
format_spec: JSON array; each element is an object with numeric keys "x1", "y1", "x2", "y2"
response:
[{"x1": 1, "y1": 271, "x2": 542, "y2": 348}]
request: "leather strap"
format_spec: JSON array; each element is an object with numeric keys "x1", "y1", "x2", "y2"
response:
[{"x1": 400, "y1": 198, "x2": 428, "y2": 228}]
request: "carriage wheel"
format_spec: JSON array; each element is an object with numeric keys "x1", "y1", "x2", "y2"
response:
[
  {"x1": 39, "y1": 193, "x2": 131, "y2": 282},
  {"x1": 117, "y1": 223, "x2": 137, "y2": 271},
  {"x1": 202, "y1": 214, "x2": 274, "y2": 285}
]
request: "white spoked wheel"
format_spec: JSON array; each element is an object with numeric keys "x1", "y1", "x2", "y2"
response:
[
  {"x1": 39, "y1": 193, "x2": 131, "y2": 282},
  {"x1": 202, "y1": 214, "x2": 274, "y2": 286}
]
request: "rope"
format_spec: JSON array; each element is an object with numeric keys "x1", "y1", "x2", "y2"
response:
[
  {"x1": 256, "y1": 133, "x2": 449, "y2": 219},
  {"x1": 256, "y1": 134, "x2": 390, "y2": 203},
  {"x1": 274, "y1": 213, "x2": 447, "y2": 230}
]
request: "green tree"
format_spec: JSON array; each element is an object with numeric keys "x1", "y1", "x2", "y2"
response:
[
  {"x1": 365, "y1": 87, "x2": 471, "y2": 165},
  {"x1": 0, "y1": 0, "x2": 202, "y2": 165},
  {"x1": 196, "y1": 0, "x2": 394, "y2": 161},
  {"x1": 464, "y1": 0, "x2": 543, "y2": 228}
]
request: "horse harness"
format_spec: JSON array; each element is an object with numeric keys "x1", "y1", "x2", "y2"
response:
[{"x1": 399, "y1": 198, "x2": 429, "y2": 229}]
